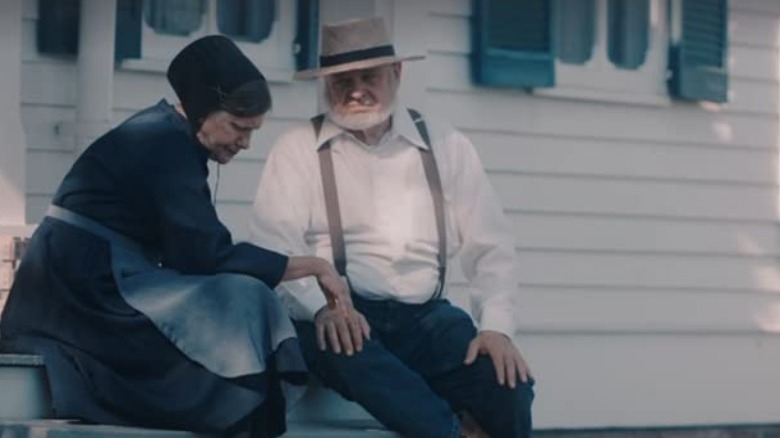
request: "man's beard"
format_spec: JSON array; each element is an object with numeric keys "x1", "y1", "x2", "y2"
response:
[
  {"x1": 327, "y1": 103, "x2": 395, "y2": 131},
  {"x1": 323, "y1": 82, "x2": 398, "y2": 131}
]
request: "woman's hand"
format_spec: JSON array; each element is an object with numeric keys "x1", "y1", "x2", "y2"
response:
[
  {"x1": 283, "y1": 256, "x2": 349, "y2": 309},
  {"x1": 282, "y1": 256, "x2": 370, "y2": 352}
]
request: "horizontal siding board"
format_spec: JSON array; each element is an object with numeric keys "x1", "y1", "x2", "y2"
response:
[
  {"x1": 427, "y1": 12, "x2": 468, "y2": 54},
  {"x1": 20, "y1": 61, "x2": 77, "y2": 106},
  {"x1": 25, "y1": 195, "x2": 50, "y2": 224},
  {"x1": 20, "y1": 104, "x2": 76, "y2": 151},
  {"x1": 522, "y1": 334, "x2": 780, "y2": 428},
  {"x1": 509, "y1": 286, "x2": 780, "y2": 333},
  {"x1": 112, "y1": 70, "x2": 319, "y2": 118},
  {"x1": 215, "y1": 202, "x2": 254, "y2": 241},
  {"x1": 491, "y1": 173, "x2": 778, "y2": 220},
  {"x1": 471, "y1": 131, "x2": 778, "y2": 184},
  {"x1": 729, "y1": 43, "x2": 780, "y2": 82},
  {"x1": 726, "y1": 77, "x2": 780, "y2": 114},
  {"x1": 509, "y1": 213, "x2": 780, "y2": 256},
  {"x1": 513, "y1": 251, "x2": 780, "y2": 291},
  {"x1": 428, "y1": 0, "x2": 469, "y2": 16},
  {"x1": 428, "y1": 91, "x2": 779, "y2": 149},
  {"x1": 209, "y1": 159, "x2": 264, "y2": 204},
  {"x1": 730, "y1": 0, "x2": 780, "y2": 16},
  {"x1": 730, "y1": 9, "x2": 780, "y2": 49},
  {"x1": 25, "y1": 150, "x2": 72, "y2": 196}
]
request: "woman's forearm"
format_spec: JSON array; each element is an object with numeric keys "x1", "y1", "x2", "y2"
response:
[{"x1": 282, "y1": 255, "x2": 329, "y2": 281}]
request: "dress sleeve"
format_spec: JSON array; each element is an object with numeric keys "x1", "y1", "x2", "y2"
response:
[{"x1": 142, "y1": 132, "x2": 288, "y2": 288}]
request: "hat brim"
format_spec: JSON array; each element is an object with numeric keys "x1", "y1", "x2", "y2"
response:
[{"x1": 293, "y1": 54, "x2": 425, "y2": 80}]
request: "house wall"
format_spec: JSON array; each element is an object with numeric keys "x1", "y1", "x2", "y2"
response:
[{"x1": 12, "y1": 0, "x2": 780, "y2": 429}]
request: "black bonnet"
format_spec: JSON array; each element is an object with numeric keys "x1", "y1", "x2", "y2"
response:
[{"x1": 167, "y1": 35, "x2": 270, "y2": 131}]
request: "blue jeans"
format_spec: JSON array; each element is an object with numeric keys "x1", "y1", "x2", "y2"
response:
[{"x1": 293, "y1": 296, "x2": 534, "y2": 438}]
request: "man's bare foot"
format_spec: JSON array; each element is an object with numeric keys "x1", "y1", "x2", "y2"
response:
[{"x1": 459, "y1": 411, "x2": 489, "y2": 438}]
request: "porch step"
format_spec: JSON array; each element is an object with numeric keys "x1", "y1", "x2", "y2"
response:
[
  {"x1": 0, "y1": 353, "x2": 397, "y2": 437},
  {"x1": 0, "y1": 419, "x2": 397, "y2": 437}
]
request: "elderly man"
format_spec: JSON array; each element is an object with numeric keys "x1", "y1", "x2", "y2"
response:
[{"x1": 249, "y1": 17, "x2": 534, "y2": 438}]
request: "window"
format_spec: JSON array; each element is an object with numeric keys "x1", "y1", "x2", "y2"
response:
[
  {"x1": 470, "y1": 0, "x2": 728, "y2": 104},
  {"x1": 217, "y1": 0, "x2": 275, "y2": 43}
]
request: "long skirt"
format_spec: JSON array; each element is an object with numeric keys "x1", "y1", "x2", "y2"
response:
[{"x1": 0, "y1": 213, "x2": 307, "y2": 436}]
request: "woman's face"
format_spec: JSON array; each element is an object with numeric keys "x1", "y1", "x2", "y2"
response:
[{"x1": 196, "y1": 110, "x2": 265, "y2": 164}]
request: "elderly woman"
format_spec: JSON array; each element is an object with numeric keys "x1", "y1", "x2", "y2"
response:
[{"x1": 0, "y1": 35, "x2": 364, "y2": 437}]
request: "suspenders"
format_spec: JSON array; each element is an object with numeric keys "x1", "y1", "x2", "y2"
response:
[{"x1": 314, "y1": 109, "x2": 447, "y2": 300}]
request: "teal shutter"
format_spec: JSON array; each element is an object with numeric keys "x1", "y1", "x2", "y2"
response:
[
  {"x1": 294, "y1": 0, "x2": 319, "y2": 71},
  {"x1": 555, "y1": 0, "x2": 595, "y2": 65},
  {"x1": 37, "y1": 0, "x2": 80, "y2": 56},
  {"x1": 471, "y1": 0, "x2": 555, "y2": 88},
  {"x1": 217, "y1": 0, "x2": 275, "y2": 43},
  {"x1": 607, "y1": 0, "x2": 649, "y2": 69},
  {"x1": 668, "y1": 0, "x2": 728, "y2": 102},
  {"x1": 144, "y1": 0, "x2": 205, "y2": 36},
  {"x1": 115, "y1": 0, "x2": 143, "y2": 62}
]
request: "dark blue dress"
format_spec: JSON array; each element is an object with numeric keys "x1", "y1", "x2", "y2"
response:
[{"x1": 0, "y1": 100, "x2": 306, "y2": 436}]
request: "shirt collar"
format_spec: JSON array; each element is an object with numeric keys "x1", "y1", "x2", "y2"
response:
[{"x1": 314, "y1": 107, "x2": 429, "y2": 151}]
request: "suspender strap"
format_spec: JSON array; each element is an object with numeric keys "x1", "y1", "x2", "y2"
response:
[
  {"x1": 408, "y1": 109, "x2": 447, "y2": 299},
  {"x1": 313, "y1": 110, "x2": 447, "y2": 299},
  {"x1": 313, "y1": 115, "x2": 348, "y2": 277}
]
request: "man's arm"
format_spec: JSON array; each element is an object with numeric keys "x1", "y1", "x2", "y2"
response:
[{"x1": 445, "y1": 128, "x2": 533, "y2": 386}]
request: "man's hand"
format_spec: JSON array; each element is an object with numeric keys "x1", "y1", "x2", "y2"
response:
[
  {"x1": 464, "y1": 330, "x2": 532, "y2": 389},
  {"x1": 314, "y1": 304, "x2": 371, "y2": 356}
]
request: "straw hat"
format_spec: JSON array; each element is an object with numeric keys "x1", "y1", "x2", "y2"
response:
[{"x1": 294, "y1": 16, "x2": 425, "y2": 80}]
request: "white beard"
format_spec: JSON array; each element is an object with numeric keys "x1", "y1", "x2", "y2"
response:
[{"x1": 327, "y1": 103, "x2": 395, "y2": 131}]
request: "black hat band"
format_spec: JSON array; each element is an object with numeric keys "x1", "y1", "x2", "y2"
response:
[{"x1": 319, "y1": 45, "x2": 395, "y2": 68}]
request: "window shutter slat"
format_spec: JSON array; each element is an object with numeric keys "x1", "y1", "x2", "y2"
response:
[
  {"x1": 668, "y1": 0, "x2": 728, "y2": 102},
  {"x1": 471, "y1": 0, "x2": 555, "y2": 88}
]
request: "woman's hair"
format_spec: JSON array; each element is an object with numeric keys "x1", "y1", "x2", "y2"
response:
[{"x1": 218, "y1": 78, "x2": 272, "y2": 117}]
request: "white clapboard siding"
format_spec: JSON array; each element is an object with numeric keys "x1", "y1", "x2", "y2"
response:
[
  {"x1": 20, "y1": 104, "x2": 76, "y2": 152},
  {"x1": 508, "y1": 213, "x2": 780, "y2": 257},
  {"x1": 491, "y1": 174, "x2": 777, "y2": 220},
  {"x1": 522, "y1": 333, "x2": 780, "y2": 428},
  {"x1": 513, "y1": 251, "x2": 780, "y2": 292},
  {"x1": 113, "y1": 68, "x2": 319, "y2": 118},
  {"x1": 428, "y1": 91, "x2": 778, "y2": 149},
  {"x1": 447, "y1": 284, "x2": 780, "y2": 334},
  {"x1": 25, "y1": 150, "x2": 73, "y2": 198},
  {"x1": 470, "y1": 131, "x2": 778, "y2": 184}
]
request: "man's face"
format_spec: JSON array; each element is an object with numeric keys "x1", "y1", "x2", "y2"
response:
[
  {"x1": 324, "y1": 63, "x2": 401, "y2": 131},
  {"x1": 197, "y1": 110, "x2": 265, "y2": 164}
]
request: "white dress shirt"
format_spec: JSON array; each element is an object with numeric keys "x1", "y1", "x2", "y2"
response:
[{"x1": 248, "y1": 107, "x2": 519, "y2": 337}]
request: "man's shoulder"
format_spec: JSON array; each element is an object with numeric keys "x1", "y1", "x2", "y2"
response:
[{"x1": 266, "y1": 117, "x2": 323, "y2": 159}]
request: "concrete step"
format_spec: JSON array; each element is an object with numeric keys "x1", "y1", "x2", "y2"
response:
[
  {"x1": 0, "y1": 353, "x2": 398, "y2": 437},
  {"x1": 0, "y1": 419, "x2": 398, "y2": 437}
]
